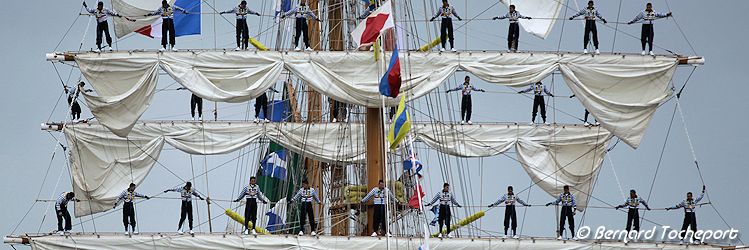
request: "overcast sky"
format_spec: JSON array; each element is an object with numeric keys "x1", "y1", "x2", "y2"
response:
[{"x1": 1, "y1": 0, "x2": 748, "y2": 248}]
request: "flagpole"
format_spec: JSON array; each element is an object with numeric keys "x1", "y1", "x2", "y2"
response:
[
  {"x1": 378, "y1": 36, "x2": 393, "y2": 250},
  {"x1": 407, "y1": 133, "x2": 430, "y2": 249}
]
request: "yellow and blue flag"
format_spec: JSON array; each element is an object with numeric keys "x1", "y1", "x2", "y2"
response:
[{"x1": 387, "y1": 95, "x2": 411, "y2": 149}]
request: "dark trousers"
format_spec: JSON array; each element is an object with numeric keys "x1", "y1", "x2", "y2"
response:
[
  {"x1": 532, "y1": 95, "x2": 547, "y2": 122},
  {"x1": 583, "y1": 109, "x2": 596, "y2": 123},
  {"x1": 438, "y1": 204, "x2": 452, "y2": 234},
  {"x1": 625, "y1": 208, "x2": 640, "y2": 232},
  {"x1": 559, "y1": 206, "x2": 575, "y2": 237},
  {"x1": 504, "y1": 205, "x2": 518, "y2": 235},
  {"x1": 299, "y1": 202, "x2": 317, "y2": 232},
  {"x1": 440, "y1": 18, "x2": 454, "y2": 49},
  {"x1": 680, "y1": 212, "x2": 697, "y2": 240},
  {"x1": 162, "y1": 18, "x2": 176, "y2": 48},
  {"x1": 96, "y1": 21, "x2": 113, "y2": 49},
  {"x1": 68, "y1": 97, "x2": 82, "y2": 120},
  {"x1": 332, "y1": 100, "x2": 347, "y2": 121},
  {"x1": 56, "y1": 206, "x2": 72, "y2": 231},
  {"x1": 388, "y1": 107, "x2": 396, "y2": 120},
  {"x1": 294, "y1": 18, "x2": 310, "y2": 48},
  {"x1": 178, "y1": 201, "x2": 193, "y2": 230},
  {"x1": 123, "y1": 202, "x2": 136, "y2": 231},
  {"x1": 255, "y1": 94, "x2": 268, "y2": 119},
  {"x1": 243, "y1": 198, "x2": 258, "y2": 230},
  {"x1": 508, "y1": 23, "x2": 520, "y2": 51},
  {"x1": 461, "y1": 95, "x2": 472, "y2": 122},
  {"x1": 583, "y1": 20, "x2": 599, "y2": 49},
  {"x1": 641, "y1": 24, "x2": 654, "y2": 51},
  {"x1": 236, "y1": 19, "x2": 250, "y2": 49},
  {"x1": 373, "y1": 204, "x2": 387, "y2": 233},
  {"x1": 190, "y1": 94, "x2": 203, "y2": 118}
]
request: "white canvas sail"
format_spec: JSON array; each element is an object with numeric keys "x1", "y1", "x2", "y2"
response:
[{"x1": 498, "y1": 0, "x2": 564, "y2": 39}]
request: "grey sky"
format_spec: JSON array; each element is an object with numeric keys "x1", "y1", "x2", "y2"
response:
[{"x1": 1, "y1": 0, "x2": 748, "y2": 248}]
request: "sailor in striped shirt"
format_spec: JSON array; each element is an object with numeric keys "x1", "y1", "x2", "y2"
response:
[
  {"x1": 488, "y1": 186, "x2": 529, "y2": 238},
  {"x1": 546, "y1": 185, "x2": 577, "y2": 240},
  {"x1": 518, "y1": 82, "x2": 554, "y2": 125},
  {"x1": 282, "y1": 2, "x2": 321, "y2": 51},
  {"x1": 164, "y1": 182, "x2": 204, "y2": 234},
  {"x1": 446, "y1": 76, "x2": 485, "y2": 125},
  {"x1": 233, "y1": 177, "x2": 269, "y2": 235},
  {"x1": 361, "y1": 180, "x2": 398, "y2": 237},
  {"x1": 568, "y1": 1, "x2": 607, "y2": 54},
  {"x1": 54, "y1": 192, "x2": 80, "y2": 235},
  {"x1": 492, "y1": 5, "x2": 532, "y2": 52},
  {"x1": 666, "y1": 185, "x2": 706, "y2": 244},
  {"x1": 113, "y1": 183, "x2": 149, "y2": 235},
  {"x1": 146, "y1": 0, "x2": 188, "y2": 51},
  {"x1": 425, "y1": 183, "x2": 462, "y2": 238},
  {"x1": 220, "y1": 1, "x2": 261, "y2": 51},
  {"x1": 627, "y1": 3, "x2": 672, "y2": 55},
  {"x1": 429, "y1": 0, "x2": 462, "y2": 52},
  {"x1": 83, "y1": 1, "x2": 132, "y2": 52},
  {"x1": 291, "y1": 180, "x2": 321, "y2": 236},
  {"x1": 615, "y1": 189, "x2": 650, "y2": 233}
]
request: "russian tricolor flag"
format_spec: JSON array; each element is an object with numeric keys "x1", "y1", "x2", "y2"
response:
[
  {"x1": 351, "y1": 0, "x2": 394, "y2": 48},
  {"x1": 379, "y1": 44, "x2": 401, "y2": 97}
]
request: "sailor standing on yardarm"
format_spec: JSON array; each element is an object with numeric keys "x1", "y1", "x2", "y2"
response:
[
  {"x1": 425, "y1": 183, "x2": 462, "y2": 238},
  {"x1": 614, "y1": 189, "x2": 650, "y2": 235},
  {"x1": 220, "y1": 1, "x2": 261, "y2": 51},
  {"x1": 291, "y1": 180, "x2": 321, "y2": 236},
  {"x1": 627, "y1": 2, "x2": 672, "y2": 56},
  {"x1": 54, "y1": 192, "x2": 80, "y2": 235},
  {"x1": 492, "y1": 5, "x2": 532, "y2": 52},
  {"x1": 361, "y1": 180, "x2": 398, "y2": 237},
  {"x1": 518, "y1": 81, "x2": 554, "y2": 125},
  {"x1": 430, "y1": 0, "x2": 462, "y2": 52},
  {"x1": 146, "y1": 0, "x2": 188, "y2": 52},
  {"x1": 545, "y1": 185, "x2": 577, "y2": 240},
  {"x1": 113, "y1": 183, "x2": 150, "y2": 236},
  {"x1": 64, "y1": 82, "x2": 93, "y2": 122},
  {"x1": 666, "y1": 185, "x2": 706, "y2": 245},
  {"x1": 488, "y1": 186, "x2": 530, "y2": 239},
  {"x1": 569, "y1": 0, "x2": 607, "y2": 54},
  {"x1": 446, "y1": 76, "x2": 484, "y2": 125},
  {"x1": 233, "y1": 176, "x2": 269, "y2": 235},
  {"x1": 83, "y1": 1, "x2": 134, "y2": 52},
  {"x1": 254, "y1": 87, "x2": 280, "y2": 123},
  {"x1": 282, "y1": 2, "x2": 321, "y2": 52},
  {"x1": 163, "y1": 181, "x2": 204, "y2": 235}
]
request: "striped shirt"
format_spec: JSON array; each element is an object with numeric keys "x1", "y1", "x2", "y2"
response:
[
  {"x1": 115, "y1": 190, "x2": 146, "y2": 204},
  {"x1": 426, "y1": 191, "x2": 461, "y2": 206},
  {"x1": 283, "y1": 6, "x2": 319, "y2": 20},
  {"x1": 497, "y1": 11, "x2": 530, "y2": 23},
  {"x1": 448, "y1": 83, "x2": 484, "y2": 96},
  {"x1": 571, "y1": 8, "x2": 605, "y2": 21},
  {"x1": 55, "y1": 193, "x2": 76, "y2": 211},
  {"x1": 619, "y1": 197, "x2": 649, "y2": 209},
  {"x1": 236, "y1": 184, "x2": 269, "y2": 203},
  {"x1": 630, "y1": 11, "x2": 669, "y2": 25},
  {"x1": 166, "y1": 187, "x2": 203, "y2": 202},
  {"x1": 361, "y1": 187, "x2": 397, "y2": 205},
  {"x1": 292, "y1": 188, "x2": 321, "y2": 203},
  {"x1": 147, "y1": 6, "x2": 186, "y2": 19},
  {"x1": 222, "y1": 7, "x2": 259, "y2": 20},
  {"x1": 85, "y1": 7, "x2": 121, "y2": 23},
  {"x1": 519, "y1": 83, "x2": 553, "y2": 96},
  {"x1": 432, "y1": 6, "x2": 461, "y2": 20},
  {"x1": 668, "y1": 192, "x2": 704, "y2": 213},
  {"x1": 490, "y1": 193, "x2": 529, "y2": 206},
  {"x1": 551, "y1": 193, "x2": 577, "y2": 207}
]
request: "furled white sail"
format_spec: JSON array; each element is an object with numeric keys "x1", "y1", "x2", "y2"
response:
[
  {"x1": 498, "y1": 0, "x2": 563, "y2": 39},
  {"x1": 110, "y1": 0, "x2": 174, "y2": 38},
  {"x1": 74, "y1": 51, "x2": 676, "y2": 147},
  {"x1": 64, "y1": 122, "x2": 608, "y2": 216}
]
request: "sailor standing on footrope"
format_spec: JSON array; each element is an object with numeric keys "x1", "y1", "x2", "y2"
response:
[
  {"x1": 83, "y1": 1, "x2": 133, "y2": 52},
  {"x1": 666, "y1": 185, "x2": 706, "y2": 245},
  {"x1": 569, "y1": 1, "x2": 607, "y2": 54},
  {"x1": 291, "y1": 180, "x2": 321, "y2": 236},
  {"x1": 282, "y1": 2, "x2": 321, "y2": 52},
  {"x1": 55, "y1": 192, "x2": 80, "y2": 235},
  {"x1": 220, "y1": 1, "x2": 262, "y2": 51},
  {"x1": 488, "y1": 186, "x2": 530, "y2": 239},
  {"x1": 113, "y1": 183, "x2": 150, "y2": 235},
  {"x1": 163, "y1": 181, "x2": 205, "y2": 235},
  {"x1": 361, "y1": 180, "x2": 398, "y2": 237},
  {"x1": 233, "y1": 176, "x2": 269, "y2": 235},
  {"x1": 614, "y1": 189, "x2": 650, "y2": 239},
  {"x1": 518, "y1": 81, "x2": 554, "y2": 125},
  {"x1": 492, "y1": 5, "x2": 532, "y2": 52},
  {"x1": 429, "y1": 0, "x2": 462, "y2": 52},
  {"x1": 545, "y1": 185, "x2": 577, "y2": 240},
  {"x1": 63, "y1": 82, "x2": 93, "y2": 122},
  {"x1": 254, "y1": 87, "x2": 280, "y2": 123},
  {"x1": 145, "y1": 0, "x2": 188, "y2": 52},
  {"x1": 627, "y1": 2, "x2": 672, "y2": 56},
  {"x1": 425, "y1": 183, "x2": 463, "y2": 238},
  {"x1": 445, "y1": 76, "x2": 485, "y2": 125},
  {"x1": 568, "y1": 94, "x2": 599, "y2": 126}
]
